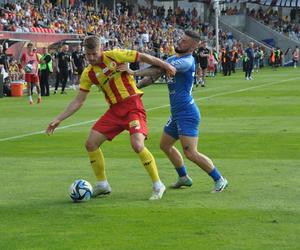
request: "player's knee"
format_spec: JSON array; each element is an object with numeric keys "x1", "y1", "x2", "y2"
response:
[
  {"x1": 85, "y1": 140, "x2": 98, "y2": 152},
  {"x1": 159, "y1": 142, "x2": 165, "y2": 151},
  {"x1": 183, "y1": 148, "x2": 197, "y2": 161},
  {"x1": 131, "y1": 141, "x2": 144, "y2": 153},
  {"x1": 159, "y1": 142, "x2": 169, "y2": 153}
]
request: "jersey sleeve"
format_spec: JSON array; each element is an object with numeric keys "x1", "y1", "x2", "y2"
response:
[
  {"x1": 79, "y1": 67, "x2": 92, "y2": 92},
  {"x1": 168, "y1": 56, "x2": 193, "y2": 72},
  {"x1": 104, "y1": 49, "x2": 139, "y2": 63}
]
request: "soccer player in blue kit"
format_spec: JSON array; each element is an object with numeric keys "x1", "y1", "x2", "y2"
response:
[{"x1": 118, "y1": 30, "x2": 228, "y2": 192}]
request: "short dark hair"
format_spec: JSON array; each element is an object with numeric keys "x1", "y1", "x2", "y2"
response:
[
  {"x1": 185, "y1": 30, "x2": 200, "y2": 42},
  {"x1": 27, "y1": 42, "x2": 33, "y2": 47},
  {"x1": 83, "y1": 35, "x2": 101, "y2": 50}
]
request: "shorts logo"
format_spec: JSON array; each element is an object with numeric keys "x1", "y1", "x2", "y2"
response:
[{"x1": 129, "y1": 120, "x2": 140, "y2": 130}]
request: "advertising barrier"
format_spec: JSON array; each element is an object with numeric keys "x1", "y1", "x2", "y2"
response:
[{"x1": 0, "y1": 31, "x2": 83, "y2": 59}]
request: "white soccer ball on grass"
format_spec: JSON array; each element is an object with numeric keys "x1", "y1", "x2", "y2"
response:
[{"x1": 69, "y1": 179, "x2": 93, "y2": 202}]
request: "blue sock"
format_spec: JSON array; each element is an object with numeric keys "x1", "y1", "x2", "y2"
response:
[
  {"x1": 175, "y1": 165, "x2": 187, "y2": 177},
  {"x1": 209, "y1": 167, "x2": 222, "y2": 182}
]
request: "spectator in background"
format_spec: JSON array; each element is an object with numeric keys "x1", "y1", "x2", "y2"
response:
[
  {"x1": 293, "y1": 45, "x2": 299, "y2": 68},
  {"x1": 71, "y1": 44, "x2": 85, "y2": 88},
  {"x1": 254, "y1": 46, "x2": 263, "y2": 72},
  {"x1": 245, "y1": 42, "x2": 254, "y2": 80},
  {"x1": 8, "y1": 59, "x2": 21, "y2": 81},
  {"x1": 192, "y1": 42, "x2": 201, "y2": 87},
  {"x1": 231, "y1": 46, "x2": 239, "y2": 73},
  {"x1": 0, "y1": 45, "x2": 9, "y2": 73},
  {"x1": 40, "y1": 47, "x2": 53, "y2": 96},
  {"x1": 207, "y1": 50, "x2": 216, "y2": 77},
  {"x1": 198, "y1": 40, "x2": 210, "y2": 87},
  {"x1": 274, "y1": 47, "x2": 282, "y2": 67},
  {"x1": 54, "y1": 44, "x2": 72, "y2": 95},
  {"x1": 270, "y1": 47, "x2": 276, "y2": 69}
]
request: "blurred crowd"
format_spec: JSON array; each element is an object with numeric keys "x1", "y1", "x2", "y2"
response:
[
  {"x1": 1, "y1": 1, "x2": 299, "y2": 97},
  {"x1": 245, "y1": 6, "x2": 300, "y2": 42}
]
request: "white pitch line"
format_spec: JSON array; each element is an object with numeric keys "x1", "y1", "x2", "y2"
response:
[{"x1": 0, "y1": 76, "x2": 299, "y2": 142}]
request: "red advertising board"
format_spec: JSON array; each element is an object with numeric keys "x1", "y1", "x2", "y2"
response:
[{"x1": 0, "y1": 31, "x2": 82, "y2": 59}]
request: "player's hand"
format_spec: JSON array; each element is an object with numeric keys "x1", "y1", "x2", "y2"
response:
[
  {"x1": 164, "y1": 64, "x2": 176, "y2": 77},
  {"x1": 116, "y1": 64, "x2": 134, "y2": 75},
  {"x1": 46, "y1": 119, "x2": 60, "y2": 135}
]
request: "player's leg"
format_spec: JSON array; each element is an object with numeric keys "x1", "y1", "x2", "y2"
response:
[
  {"x1": 130, "y1": 132, "x2": 166, "y2": 200},
  {"x1": 85, "y1": 129, "x2": 111, "y2": 196},
  {"x1": 161, "y1": 116, "x2": 192, "y2": 188},
  {"x1": 179, "y1": 135, "x2": 228, "y2": 192},
  {"x1": 160, "y1": 131, "x2": 193, "y2": 188},
  {"x1": 32, "y1": 72, "x2": 42, "y2": 103},
  {"x1": 35, "y1": 83, "x2": 42, "y2": 103},
  {"x1": 119, "y1": 96, "x2": 165, "y2": 200},
  {"x1": 25, "y1": 74, "x2": 34, "y2": 104}
]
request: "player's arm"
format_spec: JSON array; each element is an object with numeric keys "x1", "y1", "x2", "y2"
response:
[
  {"x1": 46, "y1": 90, "x2": 88, "y2": 135},
  {"x1": 117, "y1": 64, "x2": 164, "y2": 88},
  {"x1": 138, "y1": 53, "x2": 176, "y2": 77},
  {"x1": 136, "y1": 76, "x2": 159, "y2": 89}
]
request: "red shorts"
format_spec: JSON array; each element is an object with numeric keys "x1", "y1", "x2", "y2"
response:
[
  {"x1": 208, "y1": 65, "x2": 215, "y2": 72},
  {"x1": 92, "y1": 95, "x2": 147, "y2": 141},
  {"x1": 25, "y1": 73, "x2": 39, "y2": 84}
]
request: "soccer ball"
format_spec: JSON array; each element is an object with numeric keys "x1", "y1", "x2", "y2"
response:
[
  {"x1": 25, "y1": 64, "x2": 33, "y2": 73},
  {"x1": 69, "y1": 179, "x2": 93, "y2": 202}
]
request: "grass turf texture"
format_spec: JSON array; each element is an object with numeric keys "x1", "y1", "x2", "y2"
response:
[{"x1": 1, "y1": 67, "x2": 300, "y2": 250}]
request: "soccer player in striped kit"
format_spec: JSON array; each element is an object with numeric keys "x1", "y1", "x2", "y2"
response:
[{"x1": 46, "y1": 35, "x2": 175, "y2": 200}]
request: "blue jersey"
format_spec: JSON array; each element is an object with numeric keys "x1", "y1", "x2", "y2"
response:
[
  {"x1": 166, "y1": 54, "x2": 198, "y2": 117},
  {"x1": 164, "y1": 54, "x2": 200, "y2": 139}
]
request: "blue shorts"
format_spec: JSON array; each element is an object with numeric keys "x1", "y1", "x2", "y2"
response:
[{"x1": 164, "y1": 115, "x2": 200, "y2": 140}]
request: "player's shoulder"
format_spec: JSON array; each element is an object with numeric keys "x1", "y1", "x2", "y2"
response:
[
  {"x1": 167, "y1": 55, "x2": 176, "y2": 62},
  {"x1": 169, "y1": 54, "x2": 194, "y2": 71},
  {"x1": 103, "y1": 49, "x2": 122, "y2": 59},
  {"x1": 179, "y1": 54, "x2": 194, "y2": 64},
  {"x1": 103, "y1": 49, "x2": 125, "y2": 56},
  {"x1": 81, "y1": 64, "x2": 93, "y2": 76}
]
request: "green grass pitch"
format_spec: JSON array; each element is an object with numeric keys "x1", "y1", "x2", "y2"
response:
[{"x1": 1, "y1": 67, "x2": 300, "y2": 249}]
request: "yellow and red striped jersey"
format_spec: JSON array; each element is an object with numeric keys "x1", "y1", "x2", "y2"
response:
[{"x1": 80, "y1": 49, "x2": 143, "y2": 105}]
